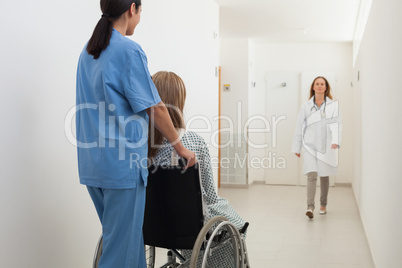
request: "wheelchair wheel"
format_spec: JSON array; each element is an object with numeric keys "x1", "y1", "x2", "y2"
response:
[
  {"x1": 145, "y1": 245, "x2": 155, "y2": 268},
  {"x1": 189, "y1": 216, "x2": 244, "y2": 268},
  {"x1": 202, "y1": 221, "x2": 244, "y2": 268},
  {"x1": 241, "y1": 238, "x2": 251, "y2": 268},
  {"x1": 93, "y1": 235, "x2": 103, "y2": 268}
]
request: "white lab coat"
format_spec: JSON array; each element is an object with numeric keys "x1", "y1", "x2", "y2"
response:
[{"x1": 292, "y1": 96, "x2": 342, "y2": 176}]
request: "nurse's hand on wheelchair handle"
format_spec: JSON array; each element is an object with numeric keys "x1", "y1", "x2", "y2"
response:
[
  {"x1": 177, "y1": 147, "x2": 197, "y2": 169},
  {"x1": 331, "y1": 144, "x2": 339, "y2": 149}
]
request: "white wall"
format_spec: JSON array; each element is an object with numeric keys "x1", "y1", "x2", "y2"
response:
[
  {"x1": 219, "y1": 38, "x2": 250, "y2": 184},
  {"x1": 352, "y1": 0, "x2": 402, "y2": 267},
  {"x1": 220, "y1": 38, "x2": 249, "y2": 134},
  {"x1": 251, "y1": 42, "x2": 354, "y2": 184},
  {"x1": 248, "y1": 39, "x2": 265, "y2": 184},
  {"x1": 136, "y1": 0, "x2": 219, "y2": 143},
  {"x1": 135, "y1": 0, "x2": 220, "y2": 188},
  {"x1": 0, "y1": 1, "x2": 219, "y2": 267}
]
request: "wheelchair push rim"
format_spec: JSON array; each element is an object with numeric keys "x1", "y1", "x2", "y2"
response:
[
  {"x1": 189, "y1": 216, "x2": 244, "y2": 268},
  {"x1": 201, "y1": 221, "x2": 244, "y2": 268}
]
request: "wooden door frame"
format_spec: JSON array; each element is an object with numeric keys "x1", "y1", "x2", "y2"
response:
[{"x1": 218, "y1": 66, "x2": 221, "y2": 188}]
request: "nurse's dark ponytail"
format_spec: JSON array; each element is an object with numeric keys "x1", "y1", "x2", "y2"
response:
[{"x1": 87, "y1": 0, "x2": 142, "y2": 59}]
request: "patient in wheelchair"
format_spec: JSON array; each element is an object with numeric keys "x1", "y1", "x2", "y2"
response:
[{"x1": 148, "y1": 71, "x2": 246, "y2": 267}]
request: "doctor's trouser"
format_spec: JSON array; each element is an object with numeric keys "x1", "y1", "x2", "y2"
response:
[
  {"x1": 307, "y1": 172, "x2": 329, "y2": 210},
  {"x1": 87, "y1": 181, "x2": 146, "y2": 268}
]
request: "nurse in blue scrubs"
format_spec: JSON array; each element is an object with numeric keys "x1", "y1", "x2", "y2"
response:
[{"x1": 76, "y1": 1, "x2": 196, "y2": 267}]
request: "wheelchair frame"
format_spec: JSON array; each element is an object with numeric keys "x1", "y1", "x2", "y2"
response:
[
  {"x1": 92, "y1": 162, "x2": 250, "y2": 267},
  {"x1": 93, "y1": 216, "x2": 250, "y2": 268}
]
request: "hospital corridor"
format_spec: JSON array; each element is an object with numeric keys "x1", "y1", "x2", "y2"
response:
[
  {"x1": 1, "y1": 0, "x2": 402, "y2": 268},
  {"x1": 219, "y1": 185, "x2": 374, "y2": 267},
  {"x1": 152, "y1": 185, "x2": 374, "y2": 267}
]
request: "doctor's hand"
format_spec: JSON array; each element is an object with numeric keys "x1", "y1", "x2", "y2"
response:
[
  {"x1": 295, "y1": 153, "x2": 300, "y2": 158},
  {"x1": 331, "y1": 144, "x2": 339, "y2": 149}
]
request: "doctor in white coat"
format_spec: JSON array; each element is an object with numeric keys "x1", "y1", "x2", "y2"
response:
[{"x1": 292, "y1": 76, "x2": 342, "y2": 219}]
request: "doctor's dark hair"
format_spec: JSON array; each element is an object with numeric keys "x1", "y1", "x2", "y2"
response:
[
  {"x1": 309, "y1": 76, "x2": 333, "y2": 100},
  {"x1": 86, "y1": 0, "x2": 141, "y2": 59}
]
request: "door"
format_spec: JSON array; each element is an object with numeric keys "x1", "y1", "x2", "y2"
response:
[{"x1": 264, "y1": 72, "x2": 300, "y2": 185}]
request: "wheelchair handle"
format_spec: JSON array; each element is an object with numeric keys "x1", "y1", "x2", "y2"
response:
[
  {"x1": 178, "y1": 158, "x2": 187, "y2": 168},
  {"x1": 240, "y1": 222, "x2": 249, "y2": 234}
]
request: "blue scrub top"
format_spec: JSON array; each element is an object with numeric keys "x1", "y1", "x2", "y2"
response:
[{"x1": 76, "y1": 29, "x2": 161, "y2": 189}]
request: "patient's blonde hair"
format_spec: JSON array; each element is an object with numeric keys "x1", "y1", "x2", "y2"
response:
[{"x1": 149, "y1": 71, "x2": 186, "y2": 158}]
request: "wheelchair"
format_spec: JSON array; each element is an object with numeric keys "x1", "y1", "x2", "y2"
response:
[{"x1": 93, "y1": 161, "x2": 250, "y2": 268}]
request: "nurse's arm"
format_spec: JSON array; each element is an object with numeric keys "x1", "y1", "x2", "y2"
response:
[{"x1": 147, "y1": 102, "x2": 196, "y2": 169}]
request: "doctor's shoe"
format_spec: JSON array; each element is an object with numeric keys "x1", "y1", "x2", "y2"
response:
[
  {"x1": 319, "y1": 207, "x2": 327, "y2": 215},
  {"x1": 306, "y1": 209, "x2": 314, "y2": 219}
]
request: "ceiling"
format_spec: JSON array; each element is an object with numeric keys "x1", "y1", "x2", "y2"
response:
[{"x1": 215, "y1": 0, "x2": 361, "y2": 43}]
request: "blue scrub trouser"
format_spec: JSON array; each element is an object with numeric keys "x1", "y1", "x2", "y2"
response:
[{"x1": 87, "y1": 182, "x2": 146, "y2": 268}]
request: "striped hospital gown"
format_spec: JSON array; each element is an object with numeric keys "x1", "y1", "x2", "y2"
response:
[{"x1": 152, "y1": 129, "x2": 246, "y2": 267}]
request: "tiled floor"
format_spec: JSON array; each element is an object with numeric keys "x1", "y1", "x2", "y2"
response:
[{"x1": 152, "y1": 184, "x2": 375, "y2": 268}]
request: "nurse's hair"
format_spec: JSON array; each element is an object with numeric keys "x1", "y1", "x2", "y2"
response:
[
  {"x1": 149, "y1": 71, "x2": 186, "y2": 158},
  {"x1": 309, "y1": 76, "x2": 333, "y2": 100},
  {"x1": 86, "y1": 0, "x2": 142, "y2": 59}
]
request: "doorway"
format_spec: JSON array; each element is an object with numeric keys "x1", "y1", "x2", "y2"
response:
[{"x1": 263, "y1": 72, "x2": 300, "y2": 185}]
